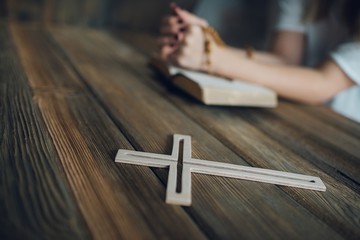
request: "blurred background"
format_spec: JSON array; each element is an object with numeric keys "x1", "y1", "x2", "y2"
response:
[{"x1": 0, "y1": 0, "x2": 277, "y2": 49}]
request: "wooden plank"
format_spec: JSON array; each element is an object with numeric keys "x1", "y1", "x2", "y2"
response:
[
  {"x1": 49, "y1": 27, "x2": 345, "y2": 239},
  {"x1": 266, "y1": 103, "x2": 360, "y2": 160},
  {"x1": 90, "y1": 30, "x2": 360, "y2": 239},
  {"x1": 10, "y1": 23, "x2": 206, "y2": 240},
  {"x1": 255, "y1": 104, "x2": 360, "y2": 190},
  {"x1": 0, "y1": 23, "x2": 89, "y2": 239},
  {"x1": 295, "y1": 104, "x2": 360, "y2": 139}
]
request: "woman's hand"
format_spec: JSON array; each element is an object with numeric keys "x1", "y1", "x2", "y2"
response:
[
  {"x1": 158, "y1": 3, "x2": 208, "y2": 63},
  {"x1": 158, "y1": 12, "x2": 185, "y2": 60},
  {"x1": 170, "y1": 24, "x2": 209, "y2": 71}
]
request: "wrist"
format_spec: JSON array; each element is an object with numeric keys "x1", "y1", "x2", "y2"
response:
[
  {"x1": 208, "y1": 44, "x2": 225, "y2": 76},
  {"x1": 200, "y1": 26, "x2": 226, "y2": 74}
]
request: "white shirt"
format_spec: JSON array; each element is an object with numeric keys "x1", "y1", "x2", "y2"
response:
[{"x1": 275, "y1": 0, "x2": 360, "y2": 122}]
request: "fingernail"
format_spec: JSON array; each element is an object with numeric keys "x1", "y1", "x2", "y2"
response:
[
  {"x1": 179, "y1": 27, "x2": 186, "y2": 32},
  {"x1": 177, "y1": 19, "x2": 184, "y2": 24},
  {"x1": 170, "y1": 43, "x2": 175, "y2": 47},
  {"x1": 174, "y1": 34, "x2": 179, "y2": 40},
  {"x1": 171, "y1": 3, "x2": 181, "y2": 11}
]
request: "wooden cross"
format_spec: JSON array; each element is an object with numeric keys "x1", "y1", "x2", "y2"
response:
[{"x1": 115, "y1": 134, "x2": 326, "y2": 206}]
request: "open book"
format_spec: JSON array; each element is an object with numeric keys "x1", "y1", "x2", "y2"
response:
[{"x1": 151, "y1": 59, "x2": 277, "y2": 107}]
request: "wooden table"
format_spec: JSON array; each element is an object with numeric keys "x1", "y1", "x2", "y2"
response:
[{"x1": 1, "y1": 22, "x2": 360, "y2": 240}]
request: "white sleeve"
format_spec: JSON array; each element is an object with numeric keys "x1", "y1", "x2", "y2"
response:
[
  {"x1": 275, "y1": 0, "x2": 307, "y2": 32},
  {"x1": 331, "y1": 42, "x2": 360, "y2": 85}
]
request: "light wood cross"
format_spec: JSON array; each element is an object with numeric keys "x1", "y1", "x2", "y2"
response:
[{"x1": 115, "y1": 134, "x2": 326, "y2": 206}]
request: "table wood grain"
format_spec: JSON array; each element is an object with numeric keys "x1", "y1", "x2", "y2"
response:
[{"x1": 1, "y1": 22, "x2": 360, "y2": 239}]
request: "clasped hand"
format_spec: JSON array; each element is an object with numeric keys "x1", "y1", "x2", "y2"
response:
[{"x1": 158, "y1": 3, "x2": 211, "y2": 72}]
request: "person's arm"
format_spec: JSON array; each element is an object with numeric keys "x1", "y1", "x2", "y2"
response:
[
  {"x1": 224, "y1": 31, "x2": 306, "y2": 65},
  {"x1": 210, "y1": 46, "x2": 354, "y2": 104}
]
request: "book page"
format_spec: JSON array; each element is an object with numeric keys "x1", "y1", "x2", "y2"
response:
[{"x1": 169, "y1": 66, "x2": 275, "y2": 94}]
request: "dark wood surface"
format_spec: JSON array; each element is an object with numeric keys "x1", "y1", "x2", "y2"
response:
[
  {"x1": 1, "y1": 22, "x2": 360, "y2": 239},
  {"x1": 4, "y1": 0, "x2": 272, "y2": 49},
  {"x1": 5, "y1": 0, "x2": 197, "y2": 30}
]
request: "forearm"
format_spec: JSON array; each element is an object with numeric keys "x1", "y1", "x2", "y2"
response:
[
  {"x1": 230, "y1": 63, "x2": 330, "y2": 104},
  {"x1": 227, "y1": 46, "x2": 288, "y2": 65},
  {"x1": 211, "y1": 46, "x2": 352, "y2": 104}
]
